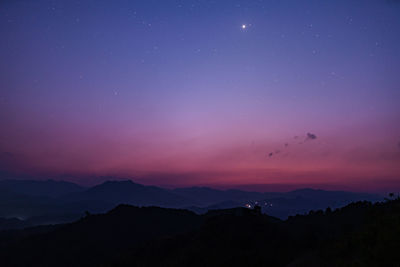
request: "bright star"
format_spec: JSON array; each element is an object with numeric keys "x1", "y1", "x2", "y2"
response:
[{"x1": 242, "y1": 24, "x2": 246, "y2": 29}]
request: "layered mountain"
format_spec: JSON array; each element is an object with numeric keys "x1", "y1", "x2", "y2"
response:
[
  {"x1": 0, "y1": 179, "x2": 85, "y2": 197},
  {"x1": 0, "y1": 178, "x2": 383, "y2": 230},
  {"x1": 66, "y1": 180, "x2": 195, "y2": 208}
]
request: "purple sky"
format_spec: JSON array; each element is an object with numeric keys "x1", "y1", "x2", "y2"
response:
[{"x1": 1, "y1": 0, "x2": 399, "y2": 191}]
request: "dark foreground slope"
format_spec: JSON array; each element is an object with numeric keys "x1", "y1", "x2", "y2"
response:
[
  {"x1": 0, "y1": 205, "x2": 201, "y2": 266},
  {"x1": 0, "y1": 199, "x2": 399, "y2": 267},
  {"x1": 115, "y1": 199, "x2": 400, "y2": 267}
]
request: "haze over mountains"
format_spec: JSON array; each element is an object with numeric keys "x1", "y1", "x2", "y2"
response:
[{"x1": 0, "y1": 177, "x2": 382, "y2": 230}]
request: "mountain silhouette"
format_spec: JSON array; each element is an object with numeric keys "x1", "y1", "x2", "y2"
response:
[
  {"x1": 0, "y1": 178, "x2": 383, "y2": 230},
  {"x1": 172, "y1": 186, "x2": 269, "y2": 206},
  {"x1": 67, "y1": 180, "x2": 194, "y2": 208},
  {"x1": 0, "y1": 198, "x2": 399, "y2": 266},
  {"x1": 0, "y1": 179, "x2": 85, "y2": 197}
]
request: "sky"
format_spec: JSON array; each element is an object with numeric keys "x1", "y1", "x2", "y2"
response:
[{"x1": 0, "y1": 0, "x2": 399, "y2": 191}]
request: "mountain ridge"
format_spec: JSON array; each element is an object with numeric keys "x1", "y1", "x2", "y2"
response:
[
  {"x1": 0, "y1": 198, "x2": 399, "y2": 266},
  {"x1": 0, "y1": 178, "x2": 383, "y2": 230}
]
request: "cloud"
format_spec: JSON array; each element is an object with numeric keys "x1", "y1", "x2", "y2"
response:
[
  {"x1": 267, "y1": 132, "x2": 317, "y2": 159},
  {"x1": 305, "y1": 133, "x2": 317, "y2": 141}
]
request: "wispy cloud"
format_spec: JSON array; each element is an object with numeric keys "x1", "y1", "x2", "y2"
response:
[{"x1": 305, "y1": 133, "x2": 317, "y2": 141}]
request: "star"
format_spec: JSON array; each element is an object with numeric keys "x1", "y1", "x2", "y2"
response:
[{"x1": 241, "y1": 24, "x2": 252, "y2": 30}]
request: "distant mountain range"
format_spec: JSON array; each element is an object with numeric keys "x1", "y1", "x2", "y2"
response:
[
  {"x1": 0, "y1": 179, "x2": 85, "y2": 197},
  {"x1": 0, "y1": 178, "x2": 383, "y2": 229}
]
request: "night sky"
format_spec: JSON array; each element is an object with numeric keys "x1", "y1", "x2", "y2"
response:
[{"x1": 1, "y1": 0, "x2": 399, "y2": 191}]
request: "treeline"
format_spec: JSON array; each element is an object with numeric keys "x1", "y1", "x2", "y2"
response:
[{"x1": 0, "y1": 198, "x2": 399, "y2": 266}]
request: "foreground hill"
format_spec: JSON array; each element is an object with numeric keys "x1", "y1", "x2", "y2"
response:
[
  {"x1": 0, "y1": 205, "x2": 203, "y2": 266},
  {"x1": 0, "y1": 198, "x2": 399, "y2": 266},
  {"x1": 114, "y1": 199, "x2": 400, "y2": 267}
]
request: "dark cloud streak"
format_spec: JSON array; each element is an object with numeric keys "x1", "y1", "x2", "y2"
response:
[
  {"x1": 305, "y1": 133, "x2": 317, "y2": 141},
  {"x1": 267, "y1": 132, "x2": 318, "y2": 160}
]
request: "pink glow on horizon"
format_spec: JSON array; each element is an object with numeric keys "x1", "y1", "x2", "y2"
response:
[{"x1": 1, "y1": 112, "x2": 399, "y2": 192}]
